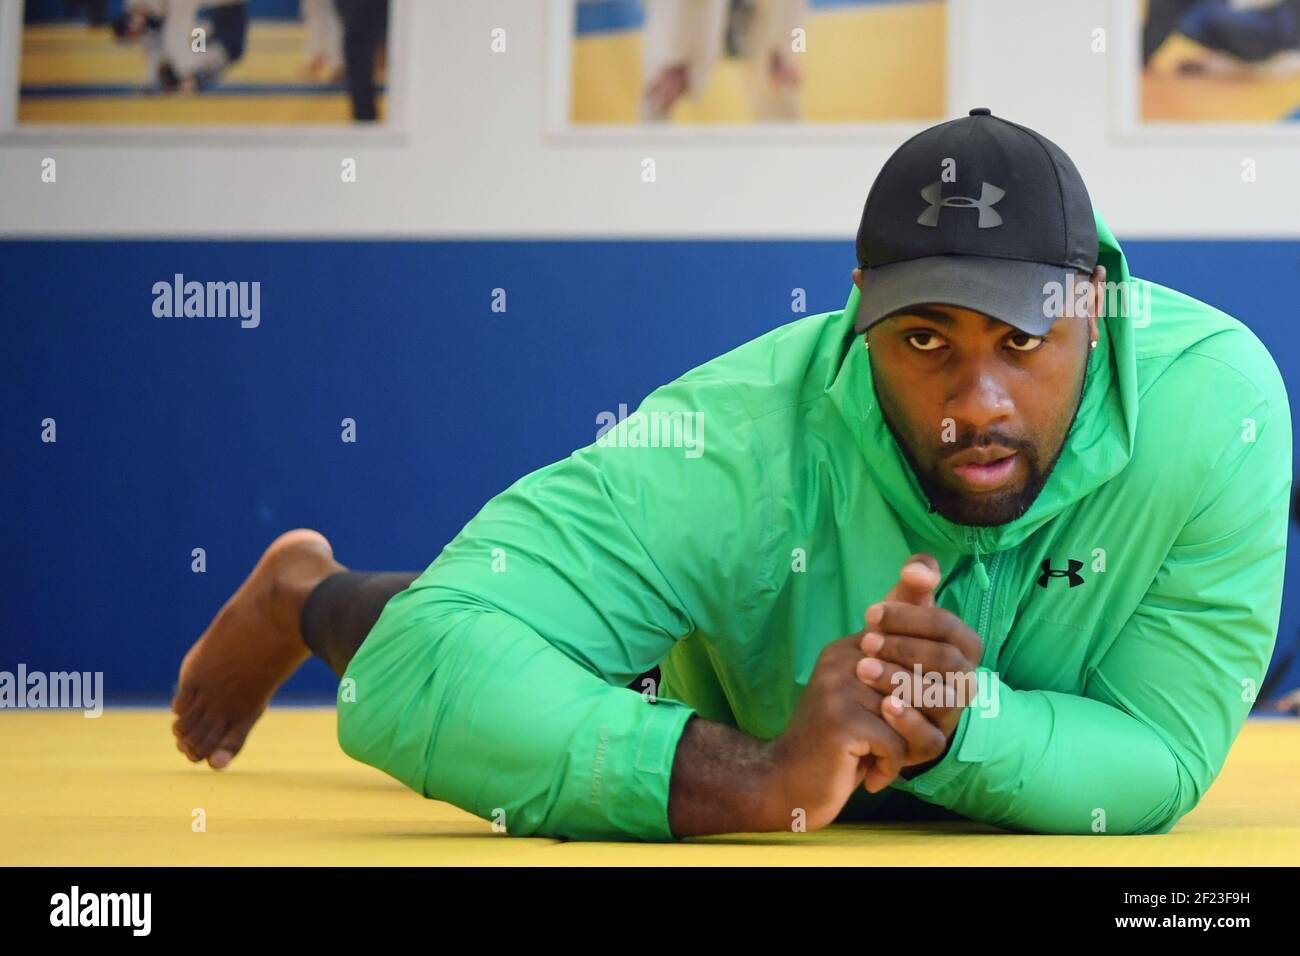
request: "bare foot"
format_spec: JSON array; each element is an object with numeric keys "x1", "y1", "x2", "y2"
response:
[
  {"x1": 172, "y1": 529, "x2": 344, "y2": 769},
  {"x1": 640, "y1": 64, "x2": 689, "y2": 121},
  {"x1": 1273, "y1": 688, "x2": 1300, "y2": 716},
  {"x1": 769, "y1": 50, "x2": 800, "y2": 89}
]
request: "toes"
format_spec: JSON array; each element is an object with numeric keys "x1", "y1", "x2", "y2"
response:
[
  {"x1": 207, "y1": 714, "x2": 257, "y2": 770},
  {"x1": 170, "y1": 681, "x2": 196, "y2": 716},
  {"x1": 174, "y1": 700, "x2": 207, "y2": 740},
  {"x1": 175, "y1": 734, "x2": 199, "y2": 761},
  {"x1": 187, "y1": 712, "x2": 226, "y2": 761},
  {"x1": 173, "y1": 721, "x2": 201, "y2": 761},
  {"x1": 208, "y1": 749, "x2": 234, "y2": 770}
]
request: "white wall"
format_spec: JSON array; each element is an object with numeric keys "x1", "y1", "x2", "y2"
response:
[{"x1": 1, "y1": 0, "x2": 1298, "y2": 239}]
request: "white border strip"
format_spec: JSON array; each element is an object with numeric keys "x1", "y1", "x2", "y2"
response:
[{"x1": 0, "y1": 0, "x2": 21, "y2": 132}]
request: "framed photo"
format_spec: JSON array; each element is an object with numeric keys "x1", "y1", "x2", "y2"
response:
[
  {"x1": 545, "y1": 0, "x2": 955, "y2": 142},
  {"x1": 1115, "y1": 0, "x2": 1300, "y2": 140},
  {"x1": 0, "y1": 0, "x2": 409, "y2": 141}
]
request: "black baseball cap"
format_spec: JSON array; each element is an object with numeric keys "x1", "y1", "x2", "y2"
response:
[{"x1": 854, "y1": 108, "x2": 1098, "y2": 337}]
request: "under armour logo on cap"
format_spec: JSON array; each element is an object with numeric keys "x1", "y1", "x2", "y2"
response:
[
  {"x1": 853, "y1": 109, "x2": 1098, "y2": 337},
  {"x1": 1037, "y1": 558, "x2": 1085, "y2": 588},
  {"x1": 917, "y1": 180, "x2": 1006, "y2": 229}
]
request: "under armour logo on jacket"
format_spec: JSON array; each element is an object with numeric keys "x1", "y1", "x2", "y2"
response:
[
  {"x1": 917, "y1": 181, "x2": 1005, "y2": 228},
  {"x1": 1037, "y1": 558, "x2": 1084, "y2": 588}
]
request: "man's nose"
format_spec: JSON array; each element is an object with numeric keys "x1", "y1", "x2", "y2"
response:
[{"x1": 945, "y1": 362, "x2": 1014, "y2": 433}]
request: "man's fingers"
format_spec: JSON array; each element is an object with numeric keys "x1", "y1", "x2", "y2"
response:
[
  {"x1": 864, "y1": 601, "x2": 983, "y2": 665},
  {"x1": 847, "y1": 686, "x2": 899, "y2": 790},
  {"x1": 846, "y1": 681, "x2": 908, "y2": 790},
  {"x1": 856, "y1": 651, "x2": 963, "y2": 733},
  {"x1": 883, "y1": 553, "x2": 940, "y2": 607},
  {"x1": 862, "y1": 759, "x2": 896, "y2": 794},
  {"x1": 843, "y1": 697, "x2": 907, "y2": 785},
  {"x1": 880, "y1": 695, "x2": 949, "y2": 765},
  {"x1": 860, "y1": 628, "x2": 976, "y2": 677}
]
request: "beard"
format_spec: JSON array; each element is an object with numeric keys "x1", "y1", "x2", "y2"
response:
[{"x1": 872, "y1": 351, "x2": 1089, "y2": 528}]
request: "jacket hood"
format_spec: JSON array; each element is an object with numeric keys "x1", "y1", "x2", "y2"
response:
[{"x1": 827, "y1": 209, "x2": 1139, "y2": 582}]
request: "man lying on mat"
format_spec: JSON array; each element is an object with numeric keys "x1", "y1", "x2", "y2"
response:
[{"x1": 171, "y1": 109, "x2": 1291, "y2": 840}]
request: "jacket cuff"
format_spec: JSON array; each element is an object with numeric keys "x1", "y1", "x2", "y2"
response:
[{"x1": 600, "y1": 695, "x2": 696, "y2": 841}]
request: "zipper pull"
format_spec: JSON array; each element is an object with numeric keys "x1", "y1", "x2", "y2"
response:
[{"x1": 969, "y1": 530, "x2": 990, "y2": 590}]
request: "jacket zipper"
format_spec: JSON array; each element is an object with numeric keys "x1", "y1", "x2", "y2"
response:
[{"x1": 976, "y1": 551, "x2": 1002, "y2": 667}]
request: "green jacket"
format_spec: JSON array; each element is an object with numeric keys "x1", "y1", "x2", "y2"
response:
[{"x1": 339, "y1": 212, "x2": 1292, "y2": 840}]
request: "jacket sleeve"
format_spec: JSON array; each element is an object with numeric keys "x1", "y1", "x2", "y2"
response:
[
  {"x1": 892, "y1": 367, "x2": 1292, "y2": 835},
  {"x1": 337, "y1": 376, "x2": 766, "y2": 840}
]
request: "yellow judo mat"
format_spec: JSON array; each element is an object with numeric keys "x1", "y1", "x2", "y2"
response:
[
  {"x1": 2, "y1": 708, "x2": 1298, "y2": 865},
  {"x1": 1143, "y1": 35, "x2": 1300, "y2": 123}
]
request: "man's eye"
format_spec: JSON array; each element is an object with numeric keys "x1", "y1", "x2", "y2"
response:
[
  {"x1": 1007, "y1": 332, "x2": 1045, "y2": 352},
  {"x1": 904, "y1": 331, "x2": 944, "y2": 352}
]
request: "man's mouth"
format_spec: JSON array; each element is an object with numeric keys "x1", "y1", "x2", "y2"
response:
[{"x1": 949, "y1": 452, "x2": 1019, "y2": 491}]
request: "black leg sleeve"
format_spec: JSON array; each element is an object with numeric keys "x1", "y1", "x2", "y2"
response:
[
  {"x1": 1142, "y1": 0, "x2": 1202, "y2": 65},
  {"x1": 300, "y1": 571, "x2": 418, "y2": 678},
  {"x1": 335, "y1": 0, "x2": 387, "y2": 121}
]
